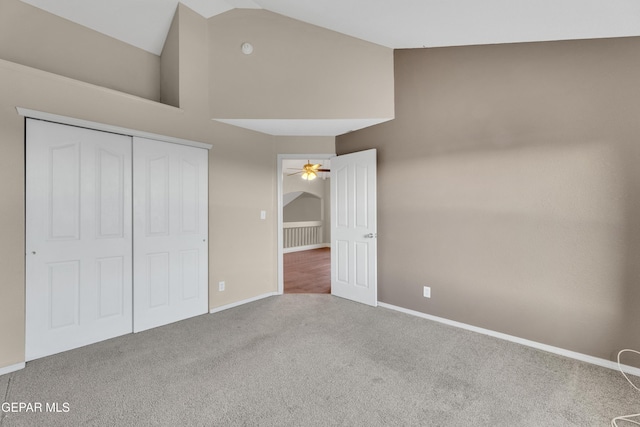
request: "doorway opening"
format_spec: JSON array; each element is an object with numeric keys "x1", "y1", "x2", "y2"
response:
[
  {"x1": 284, "y1": 248, "x2": 331, "y2": 293},
  {"x1": 277, "y1": 155, "x2": 334, "y2": 295}
]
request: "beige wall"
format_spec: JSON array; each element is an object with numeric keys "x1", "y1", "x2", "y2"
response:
[
  {"x1": 208, "y1": 9, "x2": 394, "y2": 120},
  {"x1": 275, "y1": 136, "x2": 335, "y2": 154},
  {"x1": 160, "y1": 7, "x2": 180, "y2": 107},
  {"x1": 0, "y1": 0, "x2": 160, "y2": 101},
  {"x1": 177, "y1": 4, "x2": 210, "y2": 115},
  {"x1": 337, "y1": 38, "x2": 640, "y2": 364},
  {"x1": 0, "y1": 4, "x2": 338, "y2": 370}
]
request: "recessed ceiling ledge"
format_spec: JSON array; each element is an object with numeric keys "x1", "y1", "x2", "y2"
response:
[{"x1": 212, "y1": 118, "x2": 393, "y2": 136}]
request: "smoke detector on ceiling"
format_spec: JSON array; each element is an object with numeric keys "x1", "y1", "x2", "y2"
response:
[{"x1": 241, "y1": 42, "x2": 253, "y2": 55}]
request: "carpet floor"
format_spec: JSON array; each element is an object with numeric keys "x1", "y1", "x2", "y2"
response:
[{"x1": 1, "y1": 294, "x2": 638, "y2": 426}]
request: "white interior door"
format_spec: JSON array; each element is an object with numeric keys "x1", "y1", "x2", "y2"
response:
[
  {"x1": 26, "y1": 119, "x2": 133, "y2": 360},
  {"x1": 133, "y1": 137, "x2": 209, "y2": 333},
  {"x1": 331, "y1": 149, "x2": 377, "y2": 306}
]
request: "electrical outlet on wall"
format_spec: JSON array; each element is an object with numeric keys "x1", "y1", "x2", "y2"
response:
[
  {"x1": 218, "y1": 281, "x2": 225, "y2": 292},
  {"x1": 423, "y1": 286, "x2": 431, "y2": 298}
]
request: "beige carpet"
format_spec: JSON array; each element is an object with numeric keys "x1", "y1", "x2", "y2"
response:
[{"x1": 1, "y1": 294, "x2": 638, "y2": 426}]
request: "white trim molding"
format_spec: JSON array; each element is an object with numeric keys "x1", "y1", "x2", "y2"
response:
[
  {"x1": 0, "y1": 362, "x2": 25, "y2": 376},
  {"x1": 16, "y1": 107, "x2": 212, "y2": 150},
  {"x1": 209, "y1": 292, "x2": 277, "y2": 314},
  {"x1": 378, "y1": 302, "x2": 640, "y2": 378}
]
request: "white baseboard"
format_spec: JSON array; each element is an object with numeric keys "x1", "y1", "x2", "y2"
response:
[
  {"x1": 209, "y1": 292, "x2": 277, "y2": 314},
  {"x1": 283, "y1": 243, "x2": 330, "y2": 254},
  {"x1": 0, "y1": 362, "x2": 25, "y2": 376},
  {"x1": 378, "y1": 302, "x2": 640, "y2": 378}
]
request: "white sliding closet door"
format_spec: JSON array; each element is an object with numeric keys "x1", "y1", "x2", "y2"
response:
[
  {"x1": 133, "y1": 137, "x2": 209, "y2": 333},
  {"x1": 26, "y1": 119, "x2": 133, "y2": 360}
]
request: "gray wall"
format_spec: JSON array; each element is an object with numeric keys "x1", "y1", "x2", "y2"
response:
[{"x1": 337, "y1": 38, "x2": 640, "y2": 363}]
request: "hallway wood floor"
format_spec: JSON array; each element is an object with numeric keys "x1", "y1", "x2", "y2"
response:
[{"x1": 284, "y1": 248, "x2": 330, "y2": 294}]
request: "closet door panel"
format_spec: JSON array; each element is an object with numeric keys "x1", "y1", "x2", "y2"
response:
[
  {"x1": 180, "y1": 158, "x2": 200, "y2": 233},
  {"x1": 133, "y1": 137, "x2": 208, "y2": 333},
  {"x1": 96, "y1": 148, "x2": 125, "y2": 238},
  {"x1": 48, "y1": 143, "x2": 80, "y2": 240},
  {"x1": 26, "y1": 119, "x2": 133, "y2": 360},
  {"x1": 147, "y1": 155, "x2": 170, "y2": 236}
]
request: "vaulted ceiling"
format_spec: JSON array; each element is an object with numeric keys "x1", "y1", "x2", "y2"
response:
[
  {"x1": 19, "y1": 0, "x2": 640, "y2": 55},
  {"x1": 16, "y1": 0, "x2": 640, "y2": 137}
]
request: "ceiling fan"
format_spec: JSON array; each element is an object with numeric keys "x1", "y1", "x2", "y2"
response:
[{"x1": 287, "y1": 161, "x2": 330, "y2": 181}]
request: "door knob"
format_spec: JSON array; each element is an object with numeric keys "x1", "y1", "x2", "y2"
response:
[{"x1": 364, "y1": 233, "x2": 377, "y2": 238}]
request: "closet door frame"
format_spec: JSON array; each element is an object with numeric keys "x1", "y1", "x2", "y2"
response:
[
  {"x1": 17, "y1": 108, "x2": 212, "y2": 151},
  {"x1": 21, "y1": 109, "x2": 212, "y2": 359}
]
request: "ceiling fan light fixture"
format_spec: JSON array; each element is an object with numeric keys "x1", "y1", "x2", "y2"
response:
[
  {"x1": 287, "y1": 160, "x2": 328, "y2": 180},
  {"x1": 302, "y1": 171, "x2": 317, "y2": 181}
]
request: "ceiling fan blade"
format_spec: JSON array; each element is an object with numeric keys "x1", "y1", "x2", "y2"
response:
[
  {"x1": 287, "y1": 171, "x2": 304, "y2": 176},
  {"x1": 317, "y1": 169, "x2": 330, "y2": 172}
]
